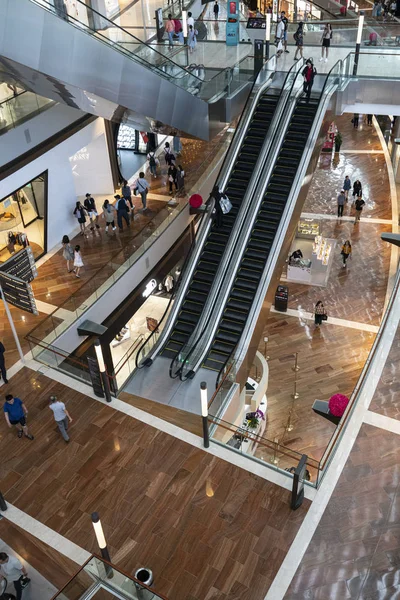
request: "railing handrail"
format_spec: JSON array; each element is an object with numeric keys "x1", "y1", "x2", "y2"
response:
[
  {"x1": 0, "y1": 89, "x2": 28, "y2": 107},
  {"x1": 49, "y1": 553, "x2": 169, "y2": 600},
  {"x1": 114, "y1": 333, "x2": 144, "y2": 374}
]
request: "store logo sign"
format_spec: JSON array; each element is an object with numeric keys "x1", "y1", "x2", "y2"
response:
[{"x1": 142, "y1": 279, "x2": 157, "y2": 298}]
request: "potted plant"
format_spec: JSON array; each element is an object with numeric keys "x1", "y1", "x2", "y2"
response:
[
  {"x1": 334, "y1": 131, "x2": 343, "y2": 153},
  {"x1": 247, "y1": 416, "x2": 259, "y2": 429}
]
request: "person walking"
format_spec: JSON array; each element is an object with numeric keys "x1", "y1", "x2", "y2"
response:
[
  {"x1": 341, "y1": 240, "x2": 352, "y2": 267},
  {"x1": 49, "y1": 395, "x2": 72, "y2": 443},
  {"x1": 337, "y1": 190, "x2": 346, "y2": 219},
  {"x1": 187, "y1": 11, "x2": 194, "y2": 28},
  {"x1": 280, "y1": 11, "x2": 289, "y2": 53},
  {"x1": 367, "y1": 114, "x2": 373, "y2": 126},
  {"x1": 114, "y1": 194, "x2": 130, "y2": 231},
  {"x1": 177, "y1": 27, "x2": 184, "y2": 43},
  {"x1": 147, "y1": 150, "x2": 158, "y2": 178},
  {"x1": 167, "y1": 164, "x2": 178, "y2": 195},
  {"x1": 73, "y1": 245, "x2": 84, "y2": 278},
  {"x1": 3, "y1": 394, "x2": 34, "y2": 440},
  {"x1": 210, "y1": 185, "x2": 223, "y2": 229},
  {"x1": 352, "y1": 179, "x2": 362, "y2": 199},
  {"x1": 135, "y1": 172, "x2": 150, "y2": 210},
  {"x1": 314, "y1": 300, "x2": 326, "y2": 327},
  {"x1": 213, "y1": 0, "x2": 219, "y2": 19},
  {"x1": 165, "y1": 14, "x2": 175, "y2": 47},
  {"x1": 275, "y1": 17, "x2": 285, "y2": 57},
  {"x1": 0, "y1": 552, "x2": 29, "y2": 600},
  {"x1": 121, "y1": 180, "x2": 133, "y2": 209},
  {"x1": 293, "y1": 22, "x2": 305, "y2": 60},
  {"x1": 320, "y1": 23, "x2": 332, "y2": 62},
  {"x1": 164, "y1": 142, "x2": 175, "y2": 166},
  {"x1": 353, "y1": 113, "x2": 359, "y2": 128},
  {"x1": 176, "y1": 165, "x2": 185, "y2": 192},
  {"x1": 188, "y1": 25, "x2": 197, "y2": 53},
  {"x1": 302, "y1": 58, "x2": 317, "y2": 100},
  {"x1": 354, "y1": 195, "x2": 365, "y2": 223},
  {"x1": 73, "y1": 201, "x2": 87, "y2": 236},
  {"x1": 0, "y1": 342, "x2": 7, "y2": 385},
  {"x1": 84, "y1": 194, "x2": 100, "y2": 231},
  {"x1": 102, "y1": 199, "x2": 117, "y2": 233},
  {"x1": 343, "y1": 175, "x2": 351, "y2": 200},
  {"x1": 62, "y1": 235, "x2": 75, "y2": 273}
]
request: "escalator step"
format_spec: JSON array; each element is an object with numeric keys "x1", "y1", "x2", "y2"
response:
[
  {"x1": 201, "y1": 251, "x2": 220, "y2": 265},
  {"x1": 215, "y1": 329, "x2": 240, "y2": 344},
  {"x1": 197, "y1": 261, "x2": 218, "y2": 275},
  {"x1": 194, "y1": 270, "x2": 215, "y2": 284},
  {"x1": 234, "y1": 278, "x2": 256, "y2": 292},
  {"x1": 224, "y1": 308, "x2": 248, "y2": 323},
  {"x1": 244, "y1": 248, "x2": 269, "y2": 263},
  {"x1": 161, "y1": 348, "x2": 179, "y2": 359},
  {"x1": 238, "y1": 268, "x2": 260, "y2": 282},
  {"x1": 230, "y1": 287, "x2": 253, "y2": 302},
  {"x1": 181, "y1": 300, "x2": 203, "y2": 315},
  {"x1": 178, "y1": 311, "x2": 198, "y2": 325},
  {"x1": 207, "y1": 351, "x2": 228, "y2": 364},
  {"x1": 170, "y1": 331, "x2": 188, "y2": 344},
  {"x1": 213, "y1": 339, "x2": 236, "y2": 354},
  {"x1": 202, "y1": 359, "x2": 223, "y2": 372},
  {"x1": 254, "y1": 219, "x2": 278, "y2": 232},
  {"x1": 241, "y1": 257, "x2": 264, "y2": 271},
  {"x1": 227, "y1": 298, "x2": 252, "y2": 314},
  {"x1": 175, "y1": 321, "x2": 193, "y2": 334},
  {"x1": 164, "y1": 340, "x2": 184, "y2": 353},
  {"x1": 190, "y1": 281, "x2": 209, "y2": 294},
  {"x1": 186, "y1": 290, "x2": 207, "y2": 303}
]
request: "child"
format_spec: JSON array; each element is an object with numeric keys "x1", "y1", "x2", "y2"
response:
[
  {"x1": 62, "y1": 235, "x2": 74, "y2": 273},
  {"x1": 188, "y1": 25, "x2": 197, "y2": 53},
  {"x1": 177, "y1": 28, "x2": 184, "y2": 44},
  {"x1": 73, "y1": 245, "x2": 84, "y2": 278}
]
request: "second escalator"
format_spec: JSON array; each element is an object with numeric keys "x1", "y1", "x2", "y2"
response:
[
  {"x1": 203, "y1": 96, "x2": 320, "y2": 372},
  {"x1": 160, "y1": 91, "x2": 281, "y2": 360}
]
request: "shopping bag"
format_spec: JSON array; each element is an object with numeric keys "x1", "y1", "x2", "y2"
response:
[{"x1": 219, "y1": 195, "x2": 232, "y2": 214}]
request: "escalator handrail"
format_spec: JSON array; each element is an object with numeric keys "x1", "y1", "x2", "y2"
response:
[
  {"x1": 29, "y1": 0, "x2": 205, "y2": 86},
  {"x1": 215, "y1": 59, "x2": 344, "y2": 387},
  {"x1": 175, "y1": 58, "x2": 306, "y2": 381},
  {"x1": 136, "y1": 55, "x2": 277, "y2": 369}
]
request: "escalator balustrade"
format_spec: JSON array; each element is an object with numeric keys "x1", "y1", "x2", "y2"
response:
[
  {"x1": 203, "y1": 96, "x2": 320, "y2": 371},
  {"x1": 160, "y1": 93, "x2": 281, "y2": 360}
]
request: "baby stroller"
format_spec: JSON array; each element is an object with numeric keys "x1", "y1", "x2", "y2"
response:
[{"x1": 0, "y1": 578, "x2": 16, "y2": 600}]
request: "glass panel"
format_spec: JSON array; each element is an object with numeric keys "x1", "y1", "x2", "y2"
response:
[{"x1": 0, "y1": 91, "x2": 54, "y2": 134}]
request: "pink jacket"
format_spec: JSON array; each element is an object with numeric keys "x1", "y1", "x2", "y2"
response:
[{"x1": 165, "y1": 19, "x2": 175, "y2": 32}]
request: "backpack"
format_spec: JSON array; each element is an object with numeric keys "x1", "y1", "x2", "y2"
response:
[{"x1": 149, "y1": 153, "x2": 156, "y2": 167}]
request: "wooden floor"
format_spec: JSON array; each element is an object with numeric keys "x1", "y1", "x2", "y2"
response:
[
  {"x1": 0, "y1": 367, "x2": 309, "y2": 600},
  {"x1": 0, "y1": 519, "x2": 77, "y2": 590},
  {"x1": 285, "y1": 422, "x2": 400, "y2": 600}
]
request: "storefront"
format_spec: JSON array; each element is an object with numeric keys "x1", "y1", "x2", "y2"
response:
[
  {"x1": 96, "y1": 228, "x2": 192, "y2": 390},
  {"x1": 0, "y1": 172, "x2": 47, "y2": 263},
  {"x1": 286, "y1": 217, "x2": 335, "y2": 287}
]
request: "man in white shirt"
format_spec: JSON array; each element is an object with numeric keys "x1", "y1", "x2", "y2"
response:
[
  {"x1": 275, "y1": 17, "x2": 284, "y2": 57},
  {"x1": 0, "y1": 552, "x2": 28, "y2": 600},
  {"x1": 49, "y1": 395, "x2": 73, "y2": 443},
  {"x1": 187, "y1": 11, "x2": 194, "y2": 28}
]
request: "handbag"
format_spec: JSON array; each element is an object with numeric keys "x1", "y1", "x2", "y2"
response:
[
  {"x1": 322, "y1": 314, "x2": 328, "y2": 321},
  {"x1": 219, "y1": 195, "x2": 232, "y2": 214}
]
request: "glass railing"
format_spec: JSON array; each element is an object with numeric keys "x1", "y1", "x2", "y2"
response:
[
  {"x1": 287, "y1": 18, "x2": 400, "y2": 46},
  {"x1": 51, "y1": 554, "x2": 168, "y2": 599},
  {"x1": 0, "y1": 90, "x2": 54, "y2": 134}
]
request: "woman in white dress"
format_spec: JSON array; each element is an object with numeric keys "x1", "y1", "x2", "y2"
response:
[{"x1": 73, "y1": 244, "x2": 84, "y2": 278}]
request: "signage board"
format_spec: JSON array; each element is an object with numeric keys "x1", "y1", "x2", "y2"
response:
[
  {"x1": 226, "y1": 0, "x2": 239, "y2": 45},
  {"x1": 247, "y1": 17, "x2": 266, "y2": 29},
  {"x1": 0, "y1": 247, "x2": 38, "y2": 283},
  {"x1": 0, "y1": 272, "x2": 38, "y2": 315},
  {"x1": 155, "y1": 8, "x2": 164, "y2": 42},
  {"x1": 87, "y1": 356, "x2": 105, "y2": 398}
]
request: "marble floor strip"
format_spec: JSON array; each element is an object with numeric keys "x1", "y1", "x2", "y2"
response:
[
  {"x1": 265, "y1": 276, "x2": 400, "y2": 600},
  {"x1": 300, "y1": 211, "x2": 392, "y2": 225},
  {"x1": 270, "y1": 306, "x2": 380, "y2": 333},
  {"x1": 363, "y1": 409, "x2": 400, "y2": 435}
]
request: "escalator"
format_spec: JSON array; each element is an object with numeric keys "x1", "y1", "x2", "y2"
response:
[
  {"x1": 160, "y1": 91, "x2": 281, "y2": 360},
  {"x1": 202, "y1": 96, "x2": 320, "y2": 372}
]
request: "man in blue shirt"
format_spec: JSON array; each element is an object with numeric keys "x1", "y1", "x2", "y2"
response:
[{"x1": 3, "y1": 394, "x2": 34, "y2": 440}]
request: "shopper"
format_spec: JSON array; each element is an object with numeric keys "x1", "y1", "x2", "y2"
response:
[
  {"x1": 121, "y1": 180, "x2": 133, "y2": 209},
  {"x1": 210, "y1": 185, "x2": 223, "y2": 228},
  {"x1": 187, "y1": 11, "x2": 194, "y2": 28},
  {"x1": 176, "y1": 165, "x2": 185, "y2": 192},
  {"x1": 353, "y1": 113, "x2": 360, "y2": 128},
  {"x1": 73, "y1": 245, "x2": 84, "y2": 277},
  {"x1": 188, "y1": 25, "x2": 197, "y2": 53},
  {"x1": 343, "y1": 175, "x2": 351, "y2": 200},
  {"x1": 73, "y1": 201, "x2": 87, "y2": 235},
  {"x1": 114, "y1": 194, "x2": 130, "y2": 230},
  {"x1": 354, "y1": 195, "x2": 365, "y2": 223},
  {"x1": 173, "y1": 135, "x2": 182, "y2": 155},
  {"x1": 135, "y1": 172, "x2": 150, "y2": 210},
  {"x1": 84, "y1": 193, "x2": 100, "y2": 230},
  {"x1": 165, "y1": 14, "x2": 175, "y2": 47},
  {"x1": 3, "y1": 394, "x2": 34, "y2": 440},
  {"x1": 0, "y1": 552, "x2": 29, "y2": 600},
  {"x1": 275, "y1": 17, "x2": 285, "y2": 57},
  {"x1": 320, "y1": 23, "x2": 332, "y2": 62},
  {"x1": 293, "y1": 22, "x2": 305, "y2": 60},
  {"x1": 353, "y1": 179, "x2": 362, "y2": 199},
  {"x1": 341, "y1": 240, "x2": 352, "y2": 267},
  {"x1": 280, "y1": 11, "x2": 289, "y2": 53},
  {"x1": 164, "y1": 142, "x2": 175, "y2": 166},
  {"x1": 302, "y1": 58, "x2": 316, "y2": 100},
  {"x1": 168, "y1": 164, "x2": 178, "y2": 195},
  {"x1": 0, "y1": 342, "x2": 8, "y2": 385},
  {"x1": 147, "y1": 150, "x2": 158, "y2": 177},
  {"x1": 314, "y1": 301, "x2": 326, "y2": 327},
  {"x1": 367, "y1": 114, "x2": 373, "y2": 126},
  {"x1": 337, "y1": 190, "x2": 346, "y2": 219},
  {"x1": 177, "y1": 27, "x2": 184, "y2": 44},
  {"x1": 62, "y1": 235, "x2": 75, "y2": 273},
  {"x1": 213, "y1": 0, "x2": 219, "y2": 19},
  {"x1": 102, "y1": 200, "x2": 117, "y2": 233},
  {"x1": 49, "y1": 395, "x2": 72, "y2": 443}
]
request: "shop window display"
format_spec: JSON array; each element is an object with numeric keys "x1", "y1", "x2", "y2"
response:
[{"x1": 0, "y1": 173, "x2": 47, "y2": 263}]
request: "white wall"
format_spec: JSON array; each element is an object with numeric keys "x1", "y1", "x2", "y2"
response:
[{"x1": 0, "y1": 118, "x2": 113, "y2": 251}]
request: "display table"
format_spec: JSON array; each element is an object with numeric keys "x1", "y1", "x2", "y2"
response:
[{"x1": 287, "y1": 258, "x2": 312, "y2": 284}]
